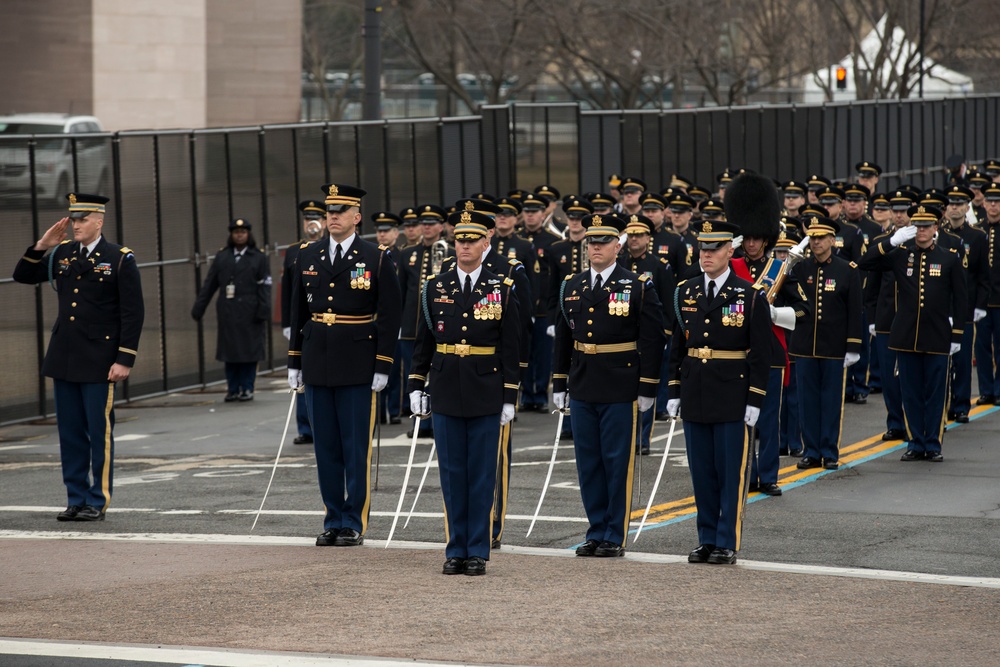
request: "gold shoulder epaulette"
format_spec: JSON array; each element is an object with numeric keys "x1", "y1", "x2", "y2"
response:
[
  {"x1": 426, "y1": 274, "x2": 436, "y2": 281},
  {"x1": 508, "y1": 258, "x2": 521, "y2": 266},
  {"x1": 752, "y1": 283, "x2": 765, "y2": 291},
  {"x1": 120, "y1": 247, "x2": 132, "y2": 254},
  {"x1": 503, "y1": 277, "x2": 514, "y2": 286},
  {"x1": 59, "y1": 239, "x2": 71, "y2": 245},
  {"x1": 659, "y1": 256, "x2": 668, "y2": 264},
  {"x1": 564, "y1": 274, "x2": 572, "y2": 281},
  {"x1": 379, "y1": 244, "x2": 388, "y2": 251}
]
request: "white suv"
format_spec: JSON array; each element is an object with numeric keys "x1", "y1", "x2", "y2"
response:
[{"x1": 0, "y1": 114, "x2": 111, "y2": 204}]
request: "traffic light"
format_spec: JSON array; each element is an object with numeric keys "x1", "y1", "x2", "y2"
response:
[{"x1": 836, "y1": 67, "x2": 847, "y2": 90}]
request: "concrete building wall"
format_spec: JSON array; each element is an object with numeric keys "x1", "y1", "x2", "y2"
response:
[
  {"x1": 0, "y1": 0, "x2": 300, "y2": 131},
  {"x1": 0, "y1": 0, "x2": 95, "y2": 116},
  {"x1": 206, "y1": 0, "x2": 301, "y2": 128},
  {"x1": 92, "y1": 0, "x2": 207, "y2": 131}
]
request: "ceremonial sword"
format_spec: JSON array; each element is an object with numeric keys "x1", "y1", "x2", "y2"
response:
[
  {"x1": 403, "y1": 441, "x2": 437, "y2": 528},
  {"x1": 385, "y1": 409, "x2": 424, "y2": 548},
  {"x1": 250, "y1": 387, "x2": 300, "y2": 533},
  {"x1": 526, "y1": 406, "x2": 567, "y2": 537},
  {"x1": 633, "y1": 416, "x2": 678, "y2": 543}
]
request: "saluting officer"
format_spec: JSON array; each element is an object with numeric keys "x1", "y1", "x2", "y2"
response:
[
  {"x1": 975, "y1": 183, "x2": 1000, "y2": 405},
  {"x1": 553, "y1": 214, "x2": 665, "y2": 559},
  {"x1": 859, "y1": 205, "x2": 968, "y2": 462},
  {"x1": 281, "y1": 200, "x2": 327, "y2": 444},
  {"x1": 619, "y1": 214, "x2": 676, "y2": 454},
  {"x1": 942, "y1": 186, "x2": 988, "y2": 423},
  {"x1": 191, "y1": 218, "x2": 271, "y2": 402},
  {"x1": 13, "y1": 193, "x2": 144, "y2": 522},
  {"x1": 287, "y1": 183, "x2": 402, "y2": 546},
  {"x1": 789, "y1": 217, "x2": 863, "y2": 471},
  {"x1": 407, "y1": 210, "x2": 520, "y2": 576},
  {"x1": 665, "y1": 218, "x2": 771, "y2": 566}
]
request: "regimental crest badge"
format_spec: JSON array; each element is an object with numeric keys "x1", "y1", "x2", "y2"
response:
[{"x1": 328, "y1": 184, "x2": 339, "y2": 196}]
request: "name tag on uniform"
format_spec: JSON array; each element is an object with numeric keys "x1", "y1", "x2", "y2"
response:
[{"x1": 225, "y1": 283, "x2": 236, "y2": 299}]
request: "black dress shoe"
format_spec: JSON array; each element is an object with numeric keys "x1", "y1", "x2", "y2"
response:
[
  {"x1": 293, "y1": 434, "x2": 313, "y2": 445},
  {"x1": 870, "y1": 387, "x2": 883, "y2": 394},
  {"x1": 707, "y1": 548, "x2": 737, "y2": 564},
  {"x1": 575, "y1": 539, "x2": 600, "y2": 557},
  {"x1": 747, "y1": 482, "x2": 760, "y2": 492},
  {"x1": 594, "y1": 541, "x2": 625, "y2": 558},
  {"x1": 955, "y1": 412, "x2": 970, "y2": 424},
  {"x1": 238, "y1": 390, "x2": 254, "y2": 402},
  {"x1": 853, "y1": 395, "x2": 867, "y2": 405},
  {"x1": 926, "y1": 452, "x2": 944, "y2": 462},
  {"x1": 334, "y1": 528, "x2": 364, "y2": 546},
  {"x1": 900, "y1": 450, "x2": 924, "y2": 462},
  {"x1": 789, "y1": 448, "x2": 804, "y2": 457},
  {"x1": 636, "y1": 444, "x2": 650, "y2": 455},
  {"x1": 389, "y1": 416, "x2": 401, "y2": 425},
  {"x1": 57, "y1": 505, "x2": 82, "y2": 521},
  {"x1": 655, "y1": 412, "x2": 669, "y2": 421},
  {"x1": 976, "y1": 395, "x2": 995, "y2": 405},
  {"x1": 797, "y1": 456, "x2": 821, "y2": 469},
  {"x1": 823, "y1": 460, "x2": 839, "y2": 470},
  {"x1": 778, "y1": 448, "x2": 789, "y2": 456},
  {"x1": 74, "y1": 506, "x2": 105, "y2": 522},
  {"x1": 688, "y1": 544, "x2": 714, "y2": 563},
  {"x1": 316, "y1": 528, "x2": 339, "y2": 546},
  {"x1": 491, "y1": 538, "x2": 501, "y2": 550},
  {"x1": 760, "y1": 482, "x2": 782, "y2": 496},
  {"x1": 224, "y1": 392, "x2": 238, "y2": 402},
  {"x1": 442, "y1": 557, "x2": 466, "y2": 575},
  {"x1": 882, "y1": 429, "x2": 907, "y2": 441},
  {"x1": 947, "y1": 409, "x2": 957, "y2": 421},
  {"x1": 464, "y1": 556, "x2": 487, "y2": 576},
  {"x1": 560, "y1": 431, "x2": 573, "y2": 440}
]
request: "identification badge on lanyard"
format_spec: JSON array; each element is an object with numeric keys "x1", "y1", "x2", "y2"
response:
[{"x1": 225, "y1": 282, "x2": 236, "y2": 299}]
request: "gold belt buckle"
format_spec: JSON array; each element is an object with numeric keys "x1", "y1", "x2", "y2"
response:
[
  {"x1": 453, "y1": 343, "x2": 471, "y2": 357},
  {"x1": 696, "y1": 347, "x2": 711, "y2": 359},
  {"x1": 582, "y1": 343, "x2": 596, "y2": 354}
]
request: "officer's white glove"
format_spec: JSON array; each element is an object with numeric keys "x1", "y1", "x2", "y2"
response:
[
  {"x1": 409, "y1": 390, "x2": 429, "y2": 417},
  {"x1": 950, "y1": 343, "x2": 962, "y2": 356},
  {"x1": 844, "y1": 352, "x2": 860, "y2": 368},
  {"x1": 638, "y1": 396, "x2": 655, "y2": 413},
  {"x1": 889, "y1": 225, "x2": 917, "y2": 246},
  {"x1": 666, "y1": 398, "x2": 681, "y2": 418},
  {"x1": 869, "y1": 323, "x2": 876, "y2": 337},
  {"x1": 287, "y1": 369, "x2": 302, "y2": 390},
  {"x1": 731, "y1": 234, "x2": 743, "y2": 250},
  {"x1": 500, "y1": 403, "x2": 515, "y2": 425},
  {"x1": 371, "y1": 373, "x2": 388, "y2": 393},
  {"x1": 771, "y1": 305, "x2": 797, "y2": 330},
  {"x1": 744, "y1": 405, "x2": 760, "y2": 428},
  {"x1": 791, "y1": 237, "x2": 810, "y2": 256},
  {"x1": 553, "y1": 392, "x2": 567, "y2": 410},
  {"x1": 769, "y1": 304, "x2": 778, "y2": 322},
  {"x1": 974, "y1": 308, "x2": 987, "y2": 323},
  {"x1": 282, "y1": 327, "x2": 291, "y2": 340},
  {"x1": 546, "y1": 325, "x2": 555, "y2": 338}
]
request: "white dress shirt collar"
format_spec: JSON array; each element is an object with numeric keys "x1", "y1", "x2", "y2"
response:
[
  {"x1": 705, "y1": 267, "x2": 731, "y2": 295},
  {"x1": 590, "y1": 262, "x2": 616, "y2": 288},
  {"x1": 330, "y1": 233, "x2": 356, "y2": 257}
]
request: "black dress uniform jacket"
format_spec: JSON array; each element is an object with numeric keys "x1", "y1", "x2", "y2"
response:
[
  {"x1": 518, "y1": 226, "x2": 561, "y2": 317},
  {"x1": 789, "y1": 255, "x2": 863, "y2": 358},
  {"x1": 552, "y1": 264, "x2": 666, "y2": 403},
  {"x1": 984, "y1": 221, "x2": 1000, "y2": 307},
  {"x1": 491, "y1": 233, "x2": 538, "y2": 310},
  {"x1": 666, "y1": 273, "x2": 772, "y2": 423},
  {"x1": 946, "y1": 222, "x2": 989, "y2": 321},
  {"x1": 738, "y1": 254, "x2": 811, "y2": 367},
  {"x1": 546, "y1": 237, "x2": 587, "y2": 323},
  {"x1": 288, "y1": 238, "x2": 402, "y2": 386},
  {"x1": 864, "y1": 232, "x2": 898, "y2": 333},
  {"x1": 858, "y1": 238, "x2": 968, "y2": 354},
  {"x1": 14, "y1": 238, "x2": 144, "y2": 383},
  {"x1": 281, "y1": 239, "x2": 310, "y2": 328},
  {"x1": 398, "y1": 242, "x2": 455, "y2": 339},
  {"x1": 407, "y1": 267, "x2": 520, "y2": 417},
  {"x1": 834, "y1": 220, "x2": 864, "y2": 263},
  {"x1": 620, "y1": 249, "x2": 678, "y2": 336},
  {"x1": 192, "y1": 245, "x2": 271, "y2": 363}
]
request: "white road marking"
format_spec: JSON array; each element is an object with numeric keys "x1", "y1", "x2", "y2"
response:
[
  {"x1": 0, "y1": 638, "x2": 468, "y2": 666},
  {"x1": 0, "y1": 445, "x2": 38, "y2": 451},
  {"x1": 114, "y1": 433, "x2": 149, "y2": 441},
  {"x1": 116, "y1": 473, "x2": 181, "y2": 485},
  {"x1": 0, "y1": 529, "x2": 996, "y2": 590}
]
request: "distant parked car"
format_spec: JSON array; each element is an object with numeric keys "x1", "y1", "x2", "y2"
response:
[{"x1": 0, "y1": 114, "x2": 110, "y2": 204}]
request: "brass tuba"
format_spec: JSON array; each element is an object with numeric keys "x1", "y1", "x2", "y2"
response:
[
  {"x1": 430, "y1": 239, "x2": 448, "y2": 275},
  {"x1": 578, "y1": 236, "x2": 590, "y2": 272}
]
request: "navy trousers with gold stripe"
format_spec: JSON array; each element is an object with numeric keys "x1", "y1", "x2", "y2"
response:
[
  {"x1": 306, "y1": 384, "x2": 375, "y2": 534},
  {"x1": 433, "y1": 412, "x2": 501, "y2": 560},
  {"x1": 898, "y1": 351, "x2": 949, "y2": 456},
  {"x1": 684, "y1": 420, "x2": 748, "y2": 552},
  {"x1": 796, "y1": 357, "x2": 847, "y2": 463},
  {"x1": 53, "y1": 380, "x2": 116, "y2": 511},
  {"x1": 570, "y1": 399, "x2": 637, "y2": 547},
  {"x1": 491, "y1": 422, "x2": 512, "y2": 542}
]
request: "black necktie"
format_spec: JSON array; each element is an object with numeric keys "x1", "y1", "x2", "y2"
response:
[
  {"x1": 464, "y1": 274, "x2": 472, "y2": 300},
  {"x1": 334, "y1": 244, "x2": 343, "y2": 263},
  {"x1": 707, "y1": 280, "x2": 716, "y2": 301},
  {"x1": 80, "y1": 246, "x2": 89, "y2": 260},
  {"x1": 594, "y1": 274, "x2": 603, "y2": 291}
]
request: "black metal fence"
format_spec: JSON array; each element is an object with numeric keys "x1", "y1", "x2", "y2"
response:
[{"x1": 3, "y1": 95, "x2": 998, "y2": 423}]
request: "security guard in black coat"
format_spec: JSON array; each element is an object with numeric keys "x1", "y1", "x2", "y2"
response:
[
  {"x1": 281, "y1": 200, "x2": 326, "y2": 443},
  {"x1": 192, "y1": 218, "x2": 271, "y2": 401},
  {"x1": 440, "y1": 198, "x2": 532, "y2": 547},
  {"x1": 13, "y1": 193, "x2": 144, "y2": 521},
  {"x1": 858, "y1": 205, "x2": 968, "y2": 461},
  {"x1": 942, "y1": 185, "x2": 988, "y2": 421},
  {"x1": 665, "y1": 219, "x2": 771, "y2": 565},
  {"x1": 553, "y1": 214, "x2": 666, "y2": 558},
  {"x1": 287, "y1": 184, "x2": 402, "y2": 546},
  {"x1": 407, "y1": 210, "x2": 520, "y2": 576},
  {"x1": 397, "y1": 204, "x2": 453, "y2": 435},
  {"x1": 619, "y1": 214, "x2": 677, "y2": 452},
  {"x1": 789, "y1": 217, "x2": 863, "y2": 470}
]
